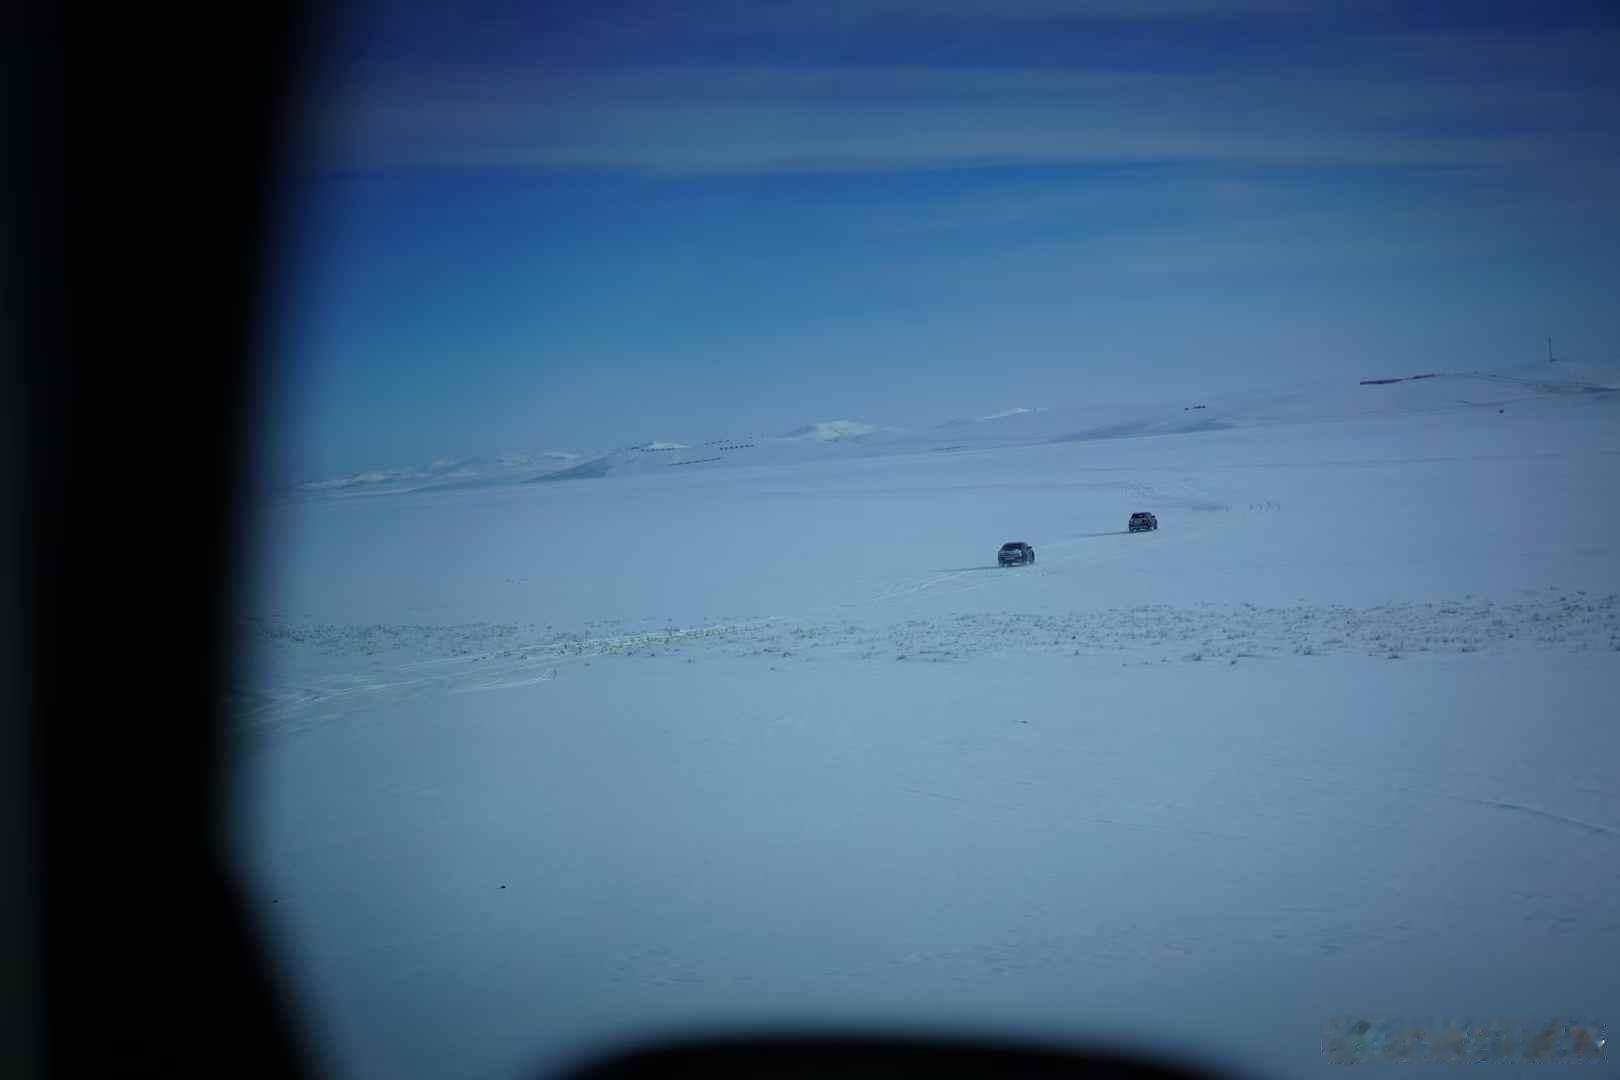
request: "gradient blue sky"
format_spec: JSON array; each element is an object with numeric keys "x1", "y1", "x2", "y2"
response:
[{"x1": 263, "y1": 0, "x2": 1620, "y2": 482}]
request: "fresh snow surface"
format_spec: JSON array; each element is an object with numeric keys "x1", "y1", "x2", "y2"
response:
[{"x1": 235, "y1": 364, "x2": 1620, "y2": 1080}]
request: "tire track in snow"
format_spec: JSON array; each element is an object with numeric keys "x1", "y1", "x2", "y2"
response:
[
  {"x1": 1465, "y1": 799, "x2": 1617, "y2": 839},
  {"x1": 847, "y1": 474, "x2": 1232, "y2": 609}
]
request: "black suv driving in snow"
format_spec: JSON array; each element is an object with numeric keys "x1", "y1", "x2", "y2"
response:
[
  {"x1": 1128, "y1": 512, "x2": 1158, "y2": 533},
  {"x1": 998, "y1": 542, "x2": 1035, "y2": 567}
]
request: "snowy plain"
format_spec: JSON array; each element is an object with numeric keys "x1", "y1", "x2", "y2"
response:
[{"x1": 234, "y1": 364, "x2": 1620, "y2": 1079}]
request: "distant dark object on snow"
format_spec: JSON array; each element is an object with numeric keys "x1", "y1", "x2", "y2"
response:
[
  {"x1": 1183, "y1": 404, "x2": 1207, "y2": 410},
  {"x1": 1360, "y1": 377, "x2": 1404, "y2": 386},
  {"x1": 1129, "y1": 512, "x2": 1159, "y2": 533},
  {"x1": 998, "y1": 542, "x2": 1035, "y2": 567}
]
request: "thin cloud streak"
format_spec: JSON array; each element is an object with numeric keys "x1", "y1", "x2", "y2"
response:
[{"x1": 307, "y1": 35, "x2": 1620, "y2": 176}]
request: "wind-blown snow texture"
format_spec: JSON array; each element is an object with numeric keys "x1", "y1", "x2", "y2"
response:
[{"x1": 235, "y1": 364, "x2": 1620, "y2": 1080}]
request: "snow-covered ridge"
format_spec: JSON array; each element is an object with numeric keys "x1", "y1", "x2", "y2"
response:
[
  {"x1": 293, "y1": 452, "x2": 582, "y2": 496},
  {"x1": 977, "y1": 406, "x2": 1047, "y2": 421},
  {"x1": 287, "y1": 360, "x2": 1619, "y2": 496},
  {"x1": 782, "y1": 419, "x2": 881, "y2": 441}
]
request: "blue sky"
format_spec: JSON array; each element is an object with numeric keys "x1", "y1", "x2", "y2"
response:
[{"x1": 263, "y1": 0, "x2": 1620, "y2": 482}]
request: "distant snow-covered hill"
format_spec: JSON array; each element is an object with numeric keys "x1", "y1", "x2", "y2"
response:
[
  {"x1": 782, "y1": 419, "x2": 884, "y2": 441},
  {"x1": 286, "y1": 360, "x2": 1619, "y2": 498}
]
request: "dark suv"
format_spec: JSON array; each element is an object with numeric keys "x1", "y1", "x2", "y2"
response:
[
  {"x1": 998, "y1": 541, "x2": 1035, "y2": 567},
  {"x1": 1128, "y1": 512, "x2": 1158, "y2": 533}
]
